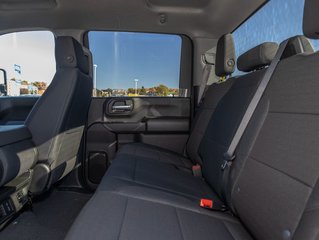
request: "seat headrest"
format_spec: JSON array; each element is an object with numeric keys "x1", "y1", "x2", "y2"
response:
[
  {"x1": 55, "y1": 36, "x2": 89, "y2": 74},
  {"x1": 215, "y1": 33, "x2": 236, "y2": 77},
  {"x1": 237, "y1": 42, "x2": 279, "y2": 72},
  {"x1": 281, "y1": 35, "x2": 315, "y2": 59},
  {"x1": 303, "y1": 0, "x2": 319, "y2": 39}
]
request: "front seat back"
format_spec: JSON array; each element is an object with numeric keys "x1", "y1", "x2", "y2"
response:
[{"x1": 26, "y1": 36, "x2": 93, "y2": 194}]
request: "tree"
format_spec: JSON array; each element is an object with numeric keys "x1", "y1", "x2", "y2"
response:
[
  {"x1": 127, "y1": 88, "x2": 135, "y2": 94},
  {"x1": 154, "y1": 84, "x2": 169, "y2": 96},
  {"x1": 104, "y1": 88, "x2": 113, "y2": 94},
  {"x1": 32, "y1": 81, "x2": 47, "y2": 90},
  {"x1": 20, "y1": 88, "x2": 29, "y2": 95},
  {"x1": 139, "y1": 86, "x2": 146, "y2": 95}
]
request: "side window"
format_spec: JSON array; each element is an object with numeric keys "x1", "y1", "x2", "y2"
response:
[
  {"x1": 0, "y1": 31, "x2": 55, "y2": 96},
  {"x1": 88, "y1": 32, "x2": 184, "y2": 97},
  {"x1": 233, "y1": 0, "x2": 319, "y2": 76}
]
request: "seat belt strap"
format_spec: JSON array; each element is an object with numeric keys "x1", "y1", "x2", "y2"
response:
[
  {"x1": 220, "y1": 39, "x2": 289, "y2": 201},
  {"x1": 221, "y1": 39, "x2": 289, "y2": 170},
  {"x1": 197, "y1": 62, "x2": 213, "y2": 106}
]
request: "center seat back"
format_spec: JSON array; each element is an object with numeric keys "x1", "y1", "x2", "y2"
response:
[
  {"x1": 198, "y1": 42, "x2": 279, "y2": 196},
  {"x1": 186, "y1": 33, "x2": 236, "y2": 165}
]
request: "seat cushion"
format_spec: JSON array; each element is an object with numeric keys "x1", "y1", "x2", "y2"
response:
[
  {"x1": 65, "y1": 191, "x2": 253, "y2": 240},
  {"x1": 101, "y1": 155, "x2": 220, "y2": 204},
  {"x1": 117, "y1": 143, "x2": 193, "y2": 169}
]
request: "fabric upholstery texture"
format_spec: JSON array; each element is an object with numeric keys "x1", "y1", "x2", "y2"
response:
[
  {"x1": 26, "y1": 36, "x2": 93, "y2": 191},
  {"x1": 237, "y1": 42, "x2": 279, "y2": 72}
]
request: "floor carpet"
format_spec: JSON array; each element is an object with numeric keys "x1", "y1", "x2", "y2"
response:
[{"x1": 0, "y1": 189, "x2": 91, "y2": 240}]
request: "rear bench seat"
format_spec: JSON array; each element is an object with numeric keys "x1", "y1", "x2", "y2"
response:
[
  {"x1": 100, "y1": 41, "x2": 283, "y2": 203},
  {"x1": 66, "y1": 2, "x2": 319, "y2": 239}
]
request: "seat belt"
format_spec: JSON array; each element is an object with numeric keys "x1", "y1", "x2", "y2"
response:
[
  {"x1": 196, "y1": 55, "x2": 214, "y2": 106},
  {"x1": 220, "y1": 39, "x2": 289, "y2": 201}
]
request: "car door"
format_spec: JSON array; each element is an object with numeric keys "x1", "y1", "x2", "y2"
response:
[{"x1": 83, "y1": 31, "x2": 193, "y2": 188}]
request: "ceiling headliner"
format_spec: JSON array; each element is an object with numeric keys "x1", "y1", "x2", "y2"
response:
[{"x1": 0, "y1": 0, "x2": 266, "y2": 38}]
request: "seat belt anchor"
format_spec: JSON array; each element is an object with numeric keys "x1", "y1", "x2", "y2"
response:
[
  {"x1": 192, "y1": 164, "x2": 202, "y2": 177},
  {"x1": 221, "y1": 153, "x2": 235, "y2": 170}
]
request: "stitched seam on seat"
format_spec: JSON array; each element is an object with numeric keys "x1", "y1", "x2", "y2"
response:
[
  {"x1": 175, "y1": 208, "x2": 185, "y2": 240},
  {"x1": 223, "y1": 221, "x2": 247, "y2": 240},
  {"x1": 305, "y1": 205, "x2": 319, "y2": 212},
  {"x1": 111, "y1": 189, "x2": 236, "y2": 221},
  {"x1": 132, "y1": 148, "x2": 137, "y2": 181},
  {"x1": 269, "y1": 111, "x2": 319, "y2": 116},
  {"x1": 223, "y1": 221, "x2": 236, "y2": 239},
  {"x1": 250, "y1": 155, "x2": 313, "y2": 188},
  {"x1": 117, "y1": 197, "x2": 128, "y2": 240},
  {"x1": 112, "y1": 175, "x2": 200, "y2": 202},
  {"x1": 48, "y1": 71, "x2": 77, "y2": 164}
]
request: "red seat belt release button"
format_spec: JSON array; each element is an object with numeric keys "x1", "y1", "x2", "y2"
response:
[{"x1": 200, "y1": 199, "x2": 213, "y2": 209}]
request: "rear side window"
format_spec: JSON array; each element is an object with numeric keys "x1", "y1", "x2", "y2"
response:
[
  {"x1": 88, "y1": 32, "x2": 183, "y2": 97},
  {"x1": 0, "y1": 31, "x2": 55, "y2": 96},
  {"x1": 233, "y1": 0, "x2": 319, "y2": 75}
]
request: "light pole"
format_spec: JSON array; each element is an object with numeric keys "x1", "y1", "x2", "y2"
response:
[
  {"x1": 93, "y1": 64, "x2": 98, "y2": 96},
  {"x1": 93, "y1": 64, "x2": 98, "y2": 89},
  {"x1": 134, "y1": 79, "x2": 139, "y2": 95}
]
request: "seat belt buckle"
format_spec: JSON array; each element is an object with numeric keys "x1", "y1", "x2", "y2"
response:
[
  {"x1": 221, "y1": 160, "x2": 231, "y2": 170},
  {"x1": 192, "y1": 164, "x2": 202, "y2": 177},
  {"x1": 199, "y1": 199, "x2": 213, "y2": 209},
  {"x1": 200, "y1": 199, "x2": 228, "y2": 212},
  {"x1": 221, "y1": 153, "x2": 235, "y2": 170}
]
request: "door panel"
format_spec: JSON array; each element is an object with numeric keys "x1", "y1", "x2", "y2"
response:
[
  {"x1": 0, "y1": 97, "x2": 38, "y2": 125},
  {"x1": 84, "y1": 97, "x2": 191, "y2": 189}
]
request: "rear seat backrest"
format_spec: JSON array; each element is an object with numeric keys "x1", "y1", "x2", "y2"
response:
[
  {"x1": 229, "y1": 15, "x2": 319, "y2": 240},
  {"x1": 186, "y1": 33, "x2": 236, "y2": 164},
  {"x1": 198, "y1": 42, "x2": 279, "y2": 197}
]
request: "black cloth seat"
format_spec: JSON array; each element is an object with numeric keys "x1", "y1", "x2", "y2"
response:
[
  {"x1": 66, "y1": 190, "x2": 253, "y2": 240},
  {"x1": 26, "y1": 37, "x2": 93, "y2": 194},
  {"x1": 103, "y1": 41, "x2": 279, "y2": 207},
  {"x1": 66, "y1": 9, "x2": 319, "y2": 239},
  {"x1": 117, "y1": 143, "x2": 194, "y2": 169}
]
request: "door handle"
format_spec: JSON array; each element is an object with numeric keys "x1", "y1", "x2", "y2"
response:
[{"x1": 112, "y1": 105, "x2": 133, "y2": 112}]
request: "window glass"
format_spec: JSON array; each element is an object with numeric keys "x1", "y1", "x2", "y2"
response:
[
  {"x1": 88, "y1": 32, "x2": 182, "y2": 97},
  {"x1": 233, "y1": 0, "x2": 319, "y2": 75},
  {"x1": 0, "y1": 31, "x2": 55, "y2": 96}
]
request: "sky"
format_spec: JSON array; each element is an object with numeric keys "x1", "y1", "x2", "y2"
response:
[
  {"x1": 0, "y1": 0, "x2": 318, "y2": 88},
  {"x1": 89, "y1": 32, "x2": 182, "y2": 90},
  {"x1": 233, "y1": 0, "x2": 319, "y2": 74},
  {"x1": 0, "y1": 31, "x2": 55, "y2": 84}
]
